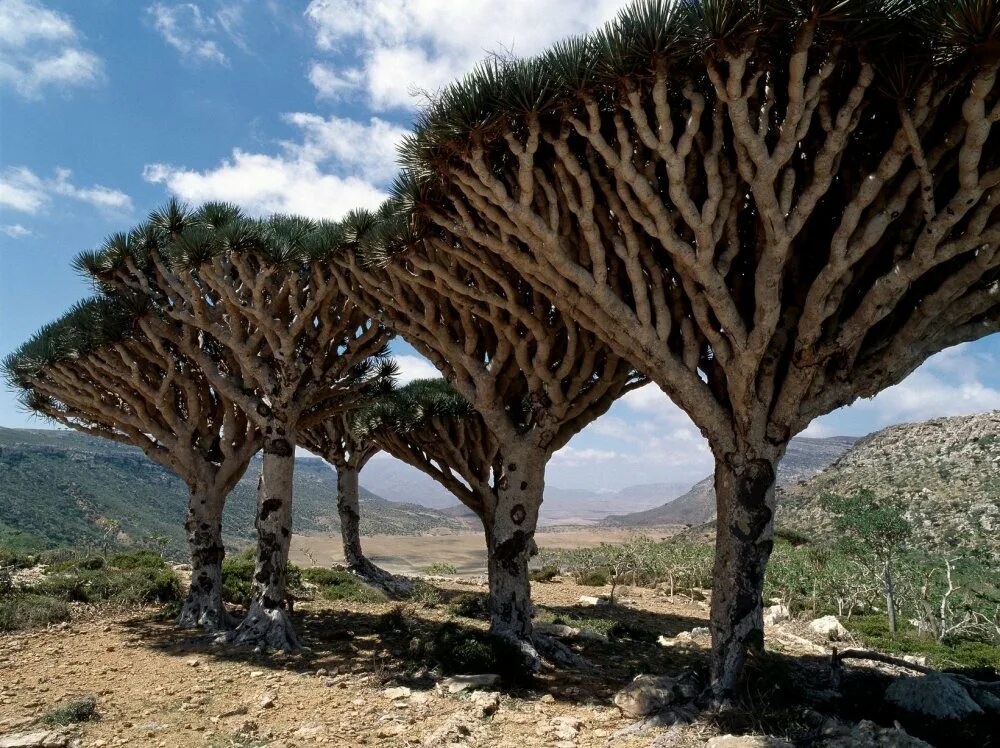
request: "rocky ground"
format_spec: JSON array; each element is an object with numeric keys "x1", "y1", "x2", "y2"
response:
[{"x1": 0, "y1": 577, "x2": 995, "y2": 748}]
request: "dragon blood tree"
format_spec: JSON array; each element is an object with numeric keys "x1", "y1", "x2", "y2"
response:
[
  {"x1": 298, "y1": 412, "x2": 404, "y2": 591},
  {"x1": 331, "y1": 208, "x2": 645, "y2": 664},
  {"x1": 76, "y1": 203, "x2": 395, "y2": 650},
  {"x1": 3, "y1": 295, "x2": 260, "y2": 631},
  {"x1": 397, "y1": 0, "x2": 1000, "y2": 694},
  {"x1": 356, "y1": 378, "x2": 500, "y2": 528}
]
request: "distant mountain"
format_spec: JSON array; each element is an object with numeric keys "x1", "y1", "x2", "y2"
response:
[
  {"x1": 778, "y1": 412, "x2": 1000, "y2": 556},
  {"x1": 604, "y1": 436, "x2": 858, "y2": 527},
  {"x1": 357, "y1": 455, "x2": 690, "y2": 524},
  {"x1": 0, "y1": 427, "x2": 462, "y2": 555}
]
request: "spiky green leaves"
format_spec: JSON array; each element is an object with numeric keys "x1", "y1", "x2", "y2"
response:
[
  {"x1": 399, "y1": 0, "x2": 989, "y2": 173},
  {"x1": 2, "y1": 295, "x2": 139, "y2": 393},
  {"x1": 355, "y1": 378, "x2": 474, "y2": 439}
]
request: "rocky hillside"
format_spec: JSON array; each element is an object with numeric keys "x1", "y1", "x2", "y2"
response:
[
  {"x1": 604, "y1": 436, "x2": 857, "y2": 526},
  {"x1": 0, "y1": 428, "x2": 461, "y2": 555},
  {"x1": 778, "y1": 411, "x2": 1000, "y2": 555}
]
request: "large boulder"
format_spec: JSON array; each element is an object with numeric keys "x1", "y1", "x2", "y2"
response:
[
  {"x1": 885, "y1": 673, "x2": 983, "y2": 721},
  {"x1": 808, "y1": 615, "x2": 849, "y2": 641},
  {"x1": 613, "y1": 673, "x2": 698, "y2": 717}
]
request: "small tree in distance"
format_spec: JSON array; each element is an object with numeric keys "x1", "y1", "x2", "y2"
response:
[{"x1": 822, "y1": 490, "x2": 912, "y2": 634}]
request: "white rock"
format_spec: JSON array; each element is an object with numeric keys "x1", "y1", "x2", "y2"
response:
[
  {"x1": 382, "y1": 686, "x2": 412, "y2": 700},
  {"x1": 440, "y1": 674, "x2": 500, "y2": 693},
  {"x1": 763, "y1": 604, "x2": 790, "y2": 625},
  {"x1": 613, "y1": 674, "x2": 679, "y2": 717},
  {"x1": 470, "y1": 690, "x2": 500, "y2": 716},
  {"x1": 808, "y1": 615, "x2": 849, "y2": 641},
  {"x1": 258, "y1": 693, "x2": 276, "y2": 709},
  {"x1": 578, "y1": 595, "x2": 609, "y2": 606},
  {"x1": 885, "y1": 673, "x2": 983, "y2": 721},
  {"x1": 0, "y1": 731, "x2": 69, "y2": 748},
  {"x1": 551, "y1": 716, "x2": 582, "y2": 740}
]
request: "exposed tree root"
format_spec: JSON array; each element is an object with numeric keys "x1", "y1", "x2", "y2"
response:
[
  {"x1": 224, "y1": 603, "x2": 301, "y2": 652},
  {"x1": 533, "y1": 634, "x2": 593, "y2": 669},
  {"x1": 347, "y1": 559, "x2": 414, "y2": 598},
  {"x1": 176, "y1": 593, "x2": 237, "y2": 633}
]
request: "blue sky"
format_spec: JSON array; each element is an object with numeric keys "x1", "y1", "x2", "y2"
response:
[{"x1": 1, "y1": 0, "x2": 998, "y2": 490}]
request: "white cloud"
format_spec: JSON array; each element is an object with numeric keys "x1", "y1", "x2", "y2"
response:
[
  {"x1": 308, "y1": 62, "x2": 363, "y2": 100},
  {"x1": 304, "y1": 0, "x2": 626, "y2": 109},
  {"x1": 1, "y1": 223, "x2": 32, "y2": 238},
  {"x1": 393, "y1": 355, "x2": 440, "y2": 385},
  {"x1": 0, "y1": 166, "x2": 131, "y2": 215},
  {"x1": 550, "y1": 445, "x2": 637, "y2": 467},
  {"x1": 0, "y1": 0, "x2": 103, "y2": 98},
  {"x1": 143, "y1": 113, "x2": 405, "y2": 219},
  {"x1": 147, "y1": 3, "x2": 233, "y2": 65}
]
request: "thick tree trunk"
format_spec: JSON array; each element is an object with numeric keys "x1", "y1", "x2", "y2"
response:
[
  {"x1": 710, "y1": 449, "x2": 781, "y2": 700},
  {"x1": 336, "y1": 465, "x2": 405, "y2": 592},
  {"x1": 229, "y1": 429, "x2": 301, "y2": 651},
  {"x1": 177, "y1": 487, "x2": 234, "y2": 632},
  {"x1": 483, "y1": 448, "x2": 544, "y2": 668}
]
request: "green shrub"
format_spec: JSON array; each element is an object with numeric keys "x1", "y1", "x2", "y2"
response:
[
  {"x1": 0, "y1": 547, "x2": 38, "y2": 570},
  {"x1": 109, "y1": 549, "x2": 165, "y2": 570},
  {"x1": 845, "y1": 615, "x2": 1000, "y2": 671},
  {"x1": 300, "y1": 567, "x2": 386, "y2": 603},
  {"x1": 430, "y1": 622, "x2": 530, "y2": 680},
  {"x1": 425, "y1": 562, "x2": 458, "y2": 575},
  {"x1": 407, "y1": 581, "x2": 441, "y2": 606},
  {"x1": 29, "y1": 567, "x2": 180, "y2": 605},
  {"x1": 529, "y1": 565, "x2": 559, "y2": 583},
  {"x1": 575, "y1": 569, "x2": 610, "y2": 587},
  {"x1": 0, "y1": 594, "x2": 72, "y2": 631},
  {"x1": 448, "y1": 592, "x2": 489, "y2": 620},
  {"x1": 41, "y1": 697, "x2": 98, "y2": 725}
]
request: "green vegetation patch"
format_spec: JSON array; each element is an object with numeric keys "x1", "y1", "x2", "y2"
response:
[
  {"x1": 41, "y1": 697, "x2": 98, "y2": 726},
  {"x1": 0, "y1": 594, "x2": 72, "y2": 632},
  {"x1": 300, "y1": 567, "x2": 387, "y2": 603},
  {"x1": 845, "y1": 615, "x2": 1000, "y2": 671},
  {"x1": 447, "y1": 592, "x2": 489, "y2": 620}
]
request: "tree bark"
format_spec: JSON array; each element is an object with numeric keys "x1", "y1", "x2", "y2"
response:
[
  {"x1": 482, "y1": 448, "x2": 544, "y2": 668},
  {"x1": 336, "y1": 464, "x2": 400, "y2": 589},
  {"x1": 710, "y1": 449, "x2": 780, "y2": 700},
  {"x1": 177, "y1": 487, "x2": 234, "y2": 632},
  {"x1": 229, "y1": 429, "x2": 301, "y2": 651}
]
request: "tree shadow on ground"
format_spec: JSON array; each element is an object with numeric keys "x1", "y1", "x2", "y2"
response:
[{"x1": 121, "y1": 591, "x2": 998, "y2": 747}]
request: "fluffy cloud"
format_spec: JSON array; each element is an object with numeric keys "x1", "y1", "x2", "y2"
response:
[
  {"x1": 0, "y1": 0, "x2": 103, "y2": 98},
  {"x1": 143, "y1": 113, "x2": 406, "y2": 219},
  {"x1": 0, "y1": 166, "x2": 131, "y2": 215},
  {"x1": 147, "y1": 2, "x2": 245, "y2": 65},
  {"x1": 304, "y1": 0, "x2": 625, "y2": 109}
]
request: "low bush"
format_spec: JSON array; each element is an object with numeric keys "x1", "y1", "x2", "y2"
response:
[
  {"x1": 425, "y1": 562, "x2": 458, "y2": 575},
  {"x1": 0, "y1": 594, "x2": 72, "y2": 631},
  {"x1": 46, "y1": 554, "x2": 105, "y2": 573},
  {"x1": 300, "y1": 567, "x2": 386, "y2": 603},
  {"x1": 30, "y1": 567, "x2": 180, "y2": 605},
  {"x1": 575, "y1": 569, "x2": 610, "y2": 587},
  {"x1": 529, "y1": 565, "x2": 559, "y2": 583},
  {"x1": 406, "y1": 581, "x2": 441, "y2": 606},
  {"x1": 447, "y1": 592, "x2": 489, "y2": 620},
  {"x1": 429, "y1": 622, "x2": 529, "y2": 680},
  {"x1": 41, "y1": 697, "x2": 98, "y2": 726},
  {"x1": 109, "y1": 550, "x2": 166, "y2": 570}
]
